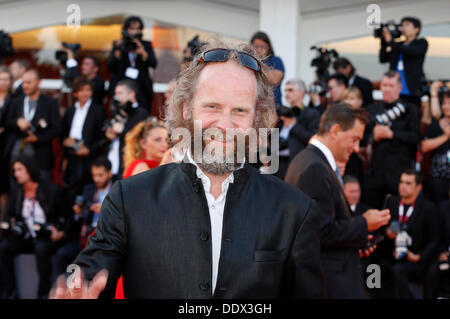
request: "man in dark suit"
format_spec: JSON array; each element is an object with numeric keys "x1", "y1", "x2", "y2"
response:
[
  {"x1": 104, "y1": 80, "x2": 149, "y2": 178},
  {"x1": 51, "y1": 42, "x2": 324, "y2": 299},
  {"x1": 343, "y1": 175, "x2": 371, "y2": 216},
  {"x1": 285, "y1": 104, "x2": 391, "y2": 298},
  {"x1": 107, "y1": 16, "x2": 157, "y2": 112},
  {"x1": 379, "y1": 16, "x2": 428, "y2": 108},
  {"x1": 60, "y1": 77, "x2": 108, "y2": 216},
  {"x1": 381, "y1": 169, "x2": 439, "y2": 299},
  {"x1": 333, "y1": 57, "x2": 374, "y2": 107},
  {"x1": 5, "y1": 69, "x2": 60, "y2": 182},
  {"x1": 365, "y1": 71, "x2": 421, "y2": 209}
]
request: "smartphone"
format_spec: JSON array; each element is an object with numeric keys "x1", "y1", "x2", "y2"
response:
[
  {"x1": 383, "y1": 194, "x2": 392, "y2": 210},
  {"x1": 367, "y1": 234, "x2": 384, "y2": 248}
]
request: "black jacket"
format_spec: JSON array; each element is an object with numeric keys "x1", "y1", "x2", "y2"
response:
[
  {"x1": 351, "y1": 75, "x2": 374, "y2": 107},
  {"x1": 107, "y1": 40, "x2": 157, "y2": 108},
  {"x1": 437, "y1": 200, "x2": 450, "y2": 255},
  {"x1": 285, "y1": 144, "x2": 368, "y2": 298},
  {"x1": 379, "y1": 38, "x2": 428, "y2": 97},
  {"x1": 0, "y1": 94, "x2": 13, "y2": 156},
  {"x1": 383, "y1": 194, "x2": 439, "y2": 265},
  {"x1": 73, "y1": 161, "x2": 325, "y2": 299},
  {"x1": 366, "y1": 99, "x2": 421, "y2": 192},
  {"x1": 61, "y1": 102, "x2": 108, "y2": 185},
  {"x1": 5, "y1": 94, "x2": 61, "y2": 170},
  {"x1": 289, "y1": 106, "x2": 321, "y2": 161}
]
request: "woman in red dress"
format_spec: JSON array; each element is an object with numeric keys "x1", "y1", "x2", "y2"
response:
[{"x1": 116, "y1": 118, "x2": 168, "y2": 298}]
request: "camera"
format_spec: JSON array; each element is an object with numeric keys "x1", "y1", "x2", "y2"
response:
[
  {"x1": 55, "y1": 42, "x2": 81, "y2": 65},
  {"x1": 0, "y1": 30, "x2": 15, "y2": 60},
  {"x1": 310, "y1": 46, "x2": 339, "y2": 88},
  {"x1": 421, "y1": 80, "x2": 449, "y2": 96},
  {"x1": 184, "y1": 35, "x2": 206, "y2": 62},
  {"x1": 375, "y1": 102, "x2": 406, "y2": 125},
  {"x1": 103, "y1": 98, "x2": 132, "y2": 134},
  {"x1": 307, "y1": 81, "x2": 327, "y2": 96},
  {"x1": 0, "y1": 220, "x2": 27, "y2": 239},
  {"x1": 121, "y1": 30, "x2": 143, "y2": 52},
  {"x1": 374, "y1": 21, "x2": 402, "y2": 39}
]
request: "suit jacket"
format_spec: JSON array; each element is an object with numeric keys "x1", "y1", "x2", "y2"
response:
[
  {"x1": 5, "y1": 94, "x2": 61, "y2": 170},
  {"x1": 351, "y1": 75, "x2": 373, "y2": 107},
  {"x1": 0, "y1": 94, "x2": 13, "y2": 154},
  {"x1": 289, "y1": 106, "x2": 321, "y2": 161},
  {"x1": 73, "y1": 161, "x2": 325, "y2": 299},
  {"x1": 107, "y1": 40, "x2": 157, "y2": 107},
  {"x1": 379, "y1": 38, "x2": 428, "y2": 97},
  {"x1": 285, "y1": 144, "x2": 368, "y2": 298},
  {"x1": 366, "y1": 99, "x2": 421, "y2": 192},
  {"x1": 61, "y1": 102, "x2": 108, "y2": 185},
  {"x1": 437, "y1": 200, "x2": 450, "y2": 254},
  {"x1": 382, "y1": 194, "x2": 439, "y2": 265}
]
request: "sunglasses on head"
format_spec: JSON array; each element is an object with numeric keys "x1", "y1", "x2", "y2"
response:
[{"x1": 197, "y1": 48, "x2": 261, "y2": 72}]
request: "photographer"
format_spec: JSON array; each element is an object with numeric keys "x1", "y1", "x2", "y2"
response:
[
  {"x1": 366, "y1": 71, "x2": 421, "y2": 209},
  {"x1": 333, "y1": 57, "x2": 374, "y2": 107},
  {"x1": 60, "y1": 77, "x2": 108, "y2": 217},
  {"x1": 105, "y1": 80, "x2": 149, "y2": 178},
  {"x1": 8, "y1": 59, "x2": 29, "y2": 97},
  {"x1": 327, "y1": 73, "x2": 348, "y2": 106},
  {"x1": 107, "y1": 16, "x2": 157, "y2": 112},
  {"x1": 382, "y1": 170, "x2": 439, "y2": 299},
  {"x1": 251, "y1": 31, "x2": 285, "y2": 107},
  {"x1": 63, "y1": 47, "x2": 106, "y2": 106},
  {"x1": 5, "y1": 69, "x2": 60, "y2": 183},
  {"x1": 420, "y1": 90, "x2": 450, "y2": 204},
  {"x1": 0, "y1": 156, "x2": 65, "y2": 299},
  {"x1": 72, "y1": 157, "x2": 113, "y2": 251},
  {"x1": 379, "y1": 17, "x2": 428, "y2": 108}
]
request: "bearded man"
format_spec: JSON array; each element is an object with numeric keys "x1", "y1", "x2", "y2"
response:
[{"x1": 51, "y1": 41, "x2": 325, "y2": 299}]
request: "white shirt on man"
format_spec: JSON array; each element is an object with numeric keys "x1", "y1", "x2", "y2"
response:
[{"x1": 69, "y1": 99, "x2": 92, "y2": 141}]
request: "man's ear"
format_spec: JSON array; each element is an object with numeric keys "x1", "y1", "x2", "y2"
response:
[{"x1": 330, "y1": 123, "x2": 341, "y2": 139}]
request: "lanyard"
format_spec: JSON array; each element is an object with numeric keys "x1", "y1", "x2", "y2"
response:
[{"x1": 398, "y1": 201, "x2": 414, "y2": 224}]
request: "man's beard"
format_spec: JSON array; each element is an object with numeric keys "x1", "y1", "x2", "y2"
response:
[{"x1": 186, "y1": 118, "x2": 249, "y2": 176}]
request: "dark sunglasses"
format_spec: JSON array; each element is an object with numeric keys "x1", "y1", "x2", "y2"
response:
[{"x1": 198, "y1": 48, "x2": 261, "y2": 72}]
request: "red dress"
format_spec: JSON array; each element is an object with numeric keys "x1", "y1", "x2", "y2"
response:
[{"x1": 115, "y1": 157, "x2": 159, "y2": 299}]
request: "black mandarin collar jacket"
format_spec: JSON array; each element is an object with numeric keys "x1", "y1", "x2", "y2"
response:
[{"x1": 74, "y1": 160, "x2": 325, "y2": 299}]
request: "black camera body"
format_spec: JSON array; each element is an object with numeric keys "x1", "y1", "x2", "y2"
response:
[
  {"x1": 374, "y1": 21, "x2": 402, "y2": 39},
  {"x1": 55, "y1": 42, "x2": 81, "y2": 65},
  {"x1": 103, "y1": 99, "x2": 132, "y2": 134},
  {"x1": 0, "y1": 30, "x2": 15, "y2": 59},
  {"x1": 184, "y1": 35, "x2": 206, "y2": 62},
  {"x1": 310, "y1": 46, "x2": 339, "y2": 86},
  {"x1": 121, "y1": 31, "x2": 143, "y2": 52}
]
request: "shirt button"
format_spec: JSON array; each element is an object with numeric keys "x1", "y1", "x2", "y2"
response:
[
  {"x1": 199, "y1": 282, "x2": 210, "y2": 291},
  {"x1": 200, "y1": 232, "x2": 209, "y2": 241},
  {"x1": 211, "y1": 205, "x2": 215, "y2": 210},
  {"x1": 224, "y1": 237, "x2": 232, "y2": 242}
]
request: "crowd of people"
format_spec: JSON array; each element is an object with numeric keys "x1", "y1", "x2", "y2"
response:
[{"x1": 0, "y1": 14, "x2": 448, "y2": 299}]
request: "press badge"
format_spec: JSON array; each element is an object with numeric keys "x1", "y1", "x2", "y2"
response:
[{"x1": 125, "y1": 67, "x2": 139, "y2": 79}]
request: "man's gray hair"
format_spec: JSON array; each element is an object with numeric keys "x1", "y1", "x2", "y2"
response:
[{"x1": 286, "y1": 78, "x2": 306, "y2": 92}]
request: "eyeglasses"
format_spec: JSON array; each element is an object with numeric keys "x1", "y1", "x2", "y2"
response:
[{"x1": 197, "y1": 48, "x2": 261, "y2": 72}]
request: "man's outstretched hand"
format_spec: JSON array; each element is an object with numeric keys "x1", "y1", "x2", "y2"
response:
[{"x1": 49, "y1": 269, "x2": 108, "y2": 299}]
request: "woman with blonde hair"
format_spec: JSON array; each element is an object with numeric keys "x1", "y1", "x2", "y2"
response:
[
  {"x1": 343, "y1": 87, "x2": 363, "y2": 109},
  {"x1": 122, "y1": 117, "x2": 169, "y2": 178}
]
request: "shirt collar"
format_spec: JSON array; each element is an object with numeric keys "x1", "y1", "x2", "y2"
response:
[
  {"x1": 186, "y1": 148, "x2": 246, "y2": 194},
  {"x1": 310, "y1": 138, "x2": 337, "y2": 171},
  {"x1": 75, "y1": 98, "x2": 92, "y2": 110},
  {"x1": 348, "y1": 74, "x2": 356, "y2": 86}
]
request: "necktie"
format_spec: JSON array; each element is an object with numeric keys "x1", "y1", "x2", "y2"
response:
[{"x1": 335, "y1": 166, "x2": 343, "y2": 186}]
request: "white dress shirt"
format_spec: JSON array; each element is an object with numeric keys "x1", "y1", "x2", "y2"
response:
[
  {"x1": 186, "y1": 150, "x2": 244, "y2": 294},
  {"x1": 310, "y1": 138, "x2": 337, "y2": 171},
  {"x1": 69, "y1": 99, "x2": 92, "y2": 141}
]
